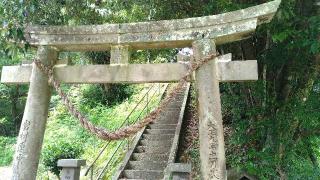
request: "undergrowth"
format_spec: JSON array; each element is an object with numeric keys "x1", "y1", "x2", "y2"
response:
[{"x1": 37, "y1": 83, "x2": 166, "y2": 179}]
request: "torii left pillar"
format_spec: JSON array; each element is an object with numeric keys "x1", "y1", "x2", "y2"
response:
[{"x1": 12, "y1": 46, "x2": 58, "y2": 180}]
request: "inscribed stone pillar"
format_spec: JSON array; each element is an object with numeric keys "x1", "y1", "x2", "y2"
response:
[
  {"x1": 12, "y1": 46, "x2": 58, "y2": 180},
  {"x1": 110, "y1": 45, "x2": 131, "y2": 64},
  {"x1": 192, "y1": 39, "x2": 226, "y2": 180}
]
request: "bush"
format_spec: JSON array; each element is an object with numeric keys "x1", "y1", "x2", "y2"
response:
[
  {"x1": 0, "y1": 117, "x2": 15, "y2": 136},
  {"x1": 0, "y1": 136, "x2": 16, "y2": 166},
  {"x1": 42, "y1": 141, "x2": 83, "y2": 177},
  {"x1": 81, "y1": 84, "x2": 134, "y2": 107},
  {"x1": 104, "y1": 84, "x2": 135, "y2": 106}
]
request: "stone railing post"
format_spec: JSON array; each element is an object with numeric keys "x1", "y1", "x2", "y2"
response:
[
  {"x1": 192, "y1": 39, "x2": 226, "y2": 180},
  {"x1": 165, "y1": 163, "x2": 192, "y2": 180},
  {"x1": 57, "y1": 159, "x2": 86, "y2": 180},
  {"x1": 12, "y1": 46, "x2": 58, "y2": 180}
]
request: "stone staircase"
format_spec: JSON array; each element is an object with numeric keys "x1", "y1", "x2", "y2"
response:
[{"x1": 113, "y1": 84, "x2": 190, "y2": 180}]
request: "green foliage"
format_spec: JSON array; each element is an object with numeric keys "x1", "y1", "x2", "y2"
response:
[
  {"x1": 85, "y1": 51, "x2": 110, "y2": 64},
  {"x1": 42, "y1": 140, "x2": 83, "y2": 177},
  {"x1": 0, "y1": 117, "x2": 15, "y2": 135},
  {"x1": 0, "y1": 136, "x2": 16, "y2": 166},
  {"x1": 0, "y1": 83, "x2": 27, "y2": 136},
  {"x1": 0, "y1": 56, "x2": 27, "y2": 136},
  {"x1": 80, "y1": 84, "x2": 135, "y2": 107},
  {"x1": 0, "y1": 0, "x2": 103, "y2": 59},
  {"x1": 132, "y1": 49, "x2": 178, "y2": 64}
]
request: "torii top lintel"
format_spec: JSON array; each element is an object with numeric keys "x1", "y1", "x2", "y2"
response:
[{"x1": 25, "y1": 0, "x2": 280, "y2": 51}]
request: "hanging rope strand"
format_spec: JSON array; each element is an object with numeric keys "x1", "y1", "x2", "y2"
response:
[{"x1": 33, "y1": 53, "x2": 218, "y2": 141}]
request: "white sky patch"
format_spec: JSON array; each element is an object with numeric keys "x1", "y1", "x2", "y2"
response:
[{"x1": 178, "y1": 47, "x2": 193, "y2": 56}]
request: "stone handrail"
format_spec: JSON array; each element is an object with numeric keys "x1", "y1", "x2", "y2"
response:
[{"x1": 163, "y1": 83, "x2": 191, "y2": 180}]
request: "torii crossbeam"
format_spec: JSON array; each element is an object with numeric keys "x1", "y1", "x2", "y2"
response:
[{"x1": 1, "y1": 1, "x2": 280, "y2": 179}]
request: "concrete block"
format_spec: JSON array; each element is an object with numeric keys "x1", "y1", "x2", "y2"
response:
[
  {"x1": 57, "y1": 159, "x2": 86, "y2": 180},
  {"x1": 58, "y1": 159, "x2": 86, "y2": 168},
  {"x1": 165, "y1": 163, "x2": 192, "y2": 180}
]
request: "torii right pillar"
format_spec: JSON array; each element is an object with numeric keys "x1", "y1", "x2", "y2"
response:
[{"x1": 193, "y1": 39, "x2": 226, "y2": 180}]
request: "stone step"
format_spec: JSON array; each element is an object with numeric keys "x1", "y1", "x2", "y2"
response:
[
  {"x1": 162, "y1": 109, "x2": 181, "y2": 113},
  {"x1": 135, "y1": 145, "x2": 171, "y2": 154},
  {"x1": 154, "y1": 116, "x2": 179, "y2": 121},
  {"x1": 151, "y1": 117, "x2": 178, "y2": 124},
  {"x1": 139, "y1": 139, "x2": 173, "y2": 146},
  {"x1": 162, "y1": 113, "x2": 180, "y2": 118},
  {"x1": 142, "y1": 134, "x2": 174, "y2": 141},
  {"x1": 163, "y1": 107, "x2": 181, "y2": 111},
  {"x1": 167, "y1": 101, "x2": 183, "y2": 106},
  {"x1": 127, "y1": 160, "x2": 167, "y2": 171},
  {"x1": 152, "y1": 119, "x2": 178, "y2": 124},
  {"x1": 169, "y1": 101, "x2": 183, "y2": 104},
  {"x1": 157, "y1": 115, "x2": 179, "y2": 121},
  {"x1": 170, "y1": 98, "x2": 183, "y2": 101},
  {"x1": 122, "y1": 170, "x2": 163, "y2": 179},
  {"x1": 166, "y1": 106, "x2": 181, "y2": 110},
  {"x1": 131, "y1": 153, "x2": 169, "y2": 161},
  {"x1": 168, "y1": 101, "x2": 182, "y2": 104},
  {"x1": 145, "y1": 129, "x2": 176, "y2": 134},
  {"x1": 147, "y1": 124, "x2": 177, "y2": 130},
  {"x1": 114, "y1": 85, "x2": 189, "y2": 180}
]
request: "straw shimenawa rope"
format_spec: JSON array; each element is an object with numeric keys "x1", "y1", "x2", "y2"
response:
[{"x1": 34, "y1": 53, "x2": 218, "y2": 141}]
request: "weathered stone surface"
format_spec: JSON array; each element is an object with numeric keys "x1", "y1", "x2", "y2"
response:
[
  {"x1": 165, "y1": 163, "x2": 192, "y2": 180},
  {"x1": 1, "y1": 65, "x2": 32, "y2": 84},
  {"x1": 1, "y1": 59, "x2": 258, "y2": 84},
  {"x1": 131, "y1": 153, "x2": 169, "y2": 162},
  {"x1": 11, "y1": 46, "x2": 58, "y2": 180},
  {"x1": 58, "y1": 159, "x2": 86, "y2": 180},
  {"x1": 57, "y1": 159, "x2": 86, "y2": 168},
  {"x1": 123, "y1": 170, "x2": 163, "y2": 179},
  {"x1": 193, "y1": 39, "x2": 226, "y2": 180},
  {"x1": 26, "y1": 19, "x2": 258, "y2": 51},
  {"x1": 110, "y1": 45, "x2": 131, "y2": 64},
  {"x1": 55, "y1": 63, "x2": 190, "y2": 83},
  {"x1": 217, "y1": 60, "x2": 258, "y2": 81},
  {"x1": 25, "y1": 0, "x2": 280, "y2": 51},
  {"x1": 166, "y1": 83, "x2": 190, "y2": 167},
  {"x1": 166, "y1": 163, "x2": 192, "y2": 173},
  {"x1": 15, "y1": 58, "x2": 68, "y2": 66}
]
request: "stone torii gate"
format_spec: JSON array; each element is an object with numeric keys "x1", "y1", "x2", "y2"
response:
[{"x1": 1, "y1": 1, "x2": 280, "y2": 179}]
